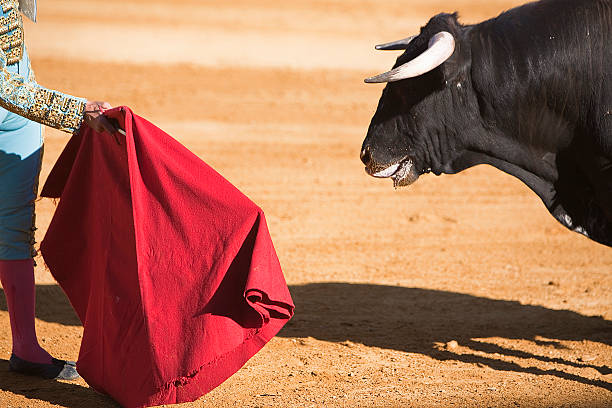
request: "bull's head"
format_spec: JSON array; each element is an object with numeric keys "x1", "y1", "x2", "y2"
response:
[{"x1": 361, "y1": 13, "x2": 474, "y2": 187}]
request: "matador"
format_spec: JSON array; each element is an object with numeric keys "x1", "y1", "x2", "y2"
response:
[{"x1": 0, "y1": 0, "x2": 113, "y2": 381}]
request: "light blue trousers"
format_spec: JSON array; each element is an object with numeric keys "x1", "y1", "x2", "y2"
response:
[{"x1": 0, "y1": 50, "x2": 43, "y2": 260}]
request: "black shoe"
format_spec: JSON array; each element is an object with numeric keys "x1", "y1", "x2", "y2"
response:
[{"x1": 8, "y1": 353, "x2": 80, "y2": 380}]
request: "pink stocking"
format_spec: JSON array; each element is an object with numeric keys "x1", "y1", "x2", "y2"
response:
[{"x1": 0, "y1": 259, "x2": 52, "y2": 364}]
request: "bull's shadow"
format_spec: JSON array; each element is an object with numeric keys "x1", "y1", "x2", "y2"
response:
[
  {"x1": 1, "y1": 283, "x2": 611, "y2": 395},
  {"x1": 280, "y1": 283, "x2": 612, "y2": 391}
]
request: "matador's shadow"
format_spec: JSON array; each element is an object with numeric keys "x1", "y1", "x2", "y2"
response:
[
  {"x1": 0, "y1": 284, "x2": 81, "y2": 326},
  {"x1": 280, "y1": 283, "x2": 612, "y2": 391},
  {"x1": 0, "y1": 358, "x2": 118, "y2": 407},
  {"x1": 0, "y1": 286, "x2": 117, "y2": 407}
]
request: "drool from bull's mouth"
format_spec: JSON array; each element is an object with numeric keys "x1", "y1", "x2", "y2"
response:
[{"x1": 367, "y1": 159, "x2": 418, "y2": 188}]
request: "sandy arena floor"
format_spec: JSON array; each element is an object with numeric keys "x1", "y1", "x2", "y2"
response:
[{"x1": 0, "y1": 0, "x2": 611, "y2": 407}]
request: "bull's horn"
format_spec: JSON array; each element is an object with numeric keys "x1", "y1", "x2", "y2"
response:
[
  {"x1": 365, "y1": 31, "x2": 455, "y2": 83},
  {"x1": 374, "y1": 35, "x2": 417, "y2": 50}
]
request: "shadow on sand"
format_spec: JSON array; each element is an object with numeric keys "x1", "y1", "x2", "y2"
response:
[
  {"x1": 279, "y1": 283, "x2": 612, "y2": 391},
  {"x1": 0, "y1": 285, "x2": 81, "y2": 326},
  {"x1": 0, "y1": 285, "x2": 116, "y2": 407},
  {"x1": 0, "y1": 358, "x2": 118, "y2": 407},
  {"x1": 1, "y1": 282, "x2": 611, "y2": 406}
]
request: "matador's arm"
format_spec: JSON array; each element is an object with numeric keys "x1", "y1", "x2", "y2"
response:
[
  {"x1": 0, "y1": 0, "x2": 86, "y2": 133},
  {"x1": 0, "y1": 49, "x2": 87, "y2": 133}
]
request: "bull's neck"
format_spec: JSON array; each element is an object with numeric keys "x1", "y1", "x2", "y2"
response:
[{"x1": 440, "y1": 26, "x2": 566, "y2": 201}]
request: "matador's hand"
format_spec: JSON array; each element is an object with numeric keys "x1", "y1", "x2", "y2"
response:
[{"x1": 83, "y1": 100, "x2": 119, "y2": 134}]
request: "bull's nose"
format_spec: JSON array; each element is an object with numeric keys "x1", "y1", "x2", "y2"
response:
[{"x1": 360, "y1": 145, "x2": 372, "y2": 165}]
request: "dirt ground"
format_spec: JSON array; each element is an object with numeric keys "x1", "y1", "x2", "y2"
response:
[{"x1": 0, "y1": 0, "x2": 611, "y2": 407}]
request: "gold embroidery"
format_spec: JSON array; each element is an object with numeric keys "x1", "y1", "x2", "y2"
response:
[
  {"x1": 0, "y1": 2, "x2": 22, "y2": 64},
  {"x1": 0, "y1": 25, "x2": 22, "y2": 64},
  {"x1": 27, "y1": 88, "x2": 86, "y2": 133},
  {"x1": 0, "y1": 0, "x2": 86, "y2": 133},
  {"x1": 0, "y1": 26, "x2": 22, "y2": 49},
  {"x1": 0, "y1": 9, "x2": 20, "y2": 35},
  {"x1": 1, "y1": 0, "x2": 17, "y2": 13}
]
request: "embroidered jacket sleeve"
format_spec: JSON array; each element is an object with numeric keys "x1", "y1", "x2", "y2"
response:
[
  {"x1": 0, "y1": 50, "x2": 87, "y2": 133},
  {"x1": 0, "y1": 0, "x2": 86, "y2": 133}
]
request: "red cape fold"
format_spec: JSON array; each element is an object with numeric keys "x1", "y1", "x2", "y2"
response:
[{"x1": 40, "y1": 107, "x2": 294, "y2": 407}]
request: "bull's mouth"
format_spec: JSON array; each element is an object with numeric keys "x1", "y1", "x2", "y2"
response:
[{"x1": 366, "y1": 157, "x2": 420, "y2": 188}]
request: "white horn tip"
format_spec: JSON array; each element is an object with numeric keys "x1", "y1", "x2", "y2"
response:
[
  {"x1": 366, "y1": 31, "x2": 456, "y2": 84},
  {"x1": 364, "y1": 74, "x2": 389, "y2": 84}
]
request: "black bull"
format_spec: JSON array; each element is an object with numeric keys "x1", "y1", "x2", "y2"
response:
[{"x1": 361, "y1": 0, "x2": 612, "y2": 247}]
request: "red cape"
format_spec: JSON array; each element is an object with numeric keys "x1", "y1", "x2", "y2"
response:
[{"x1": 40, "y1": 107, "x2": 294, "y2": 407}]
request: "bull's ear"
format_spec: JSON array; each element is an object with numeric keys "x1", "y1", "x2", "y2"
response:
[
  {"x1": 427, "y1": 12, "x2": 467, "y2": 84},
  {"x1": 432, "y1": 42, "x2": 469, "y2": 84},
  {"x1": 437, "y1": 33, "x2": 468, "y2": 84}
]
